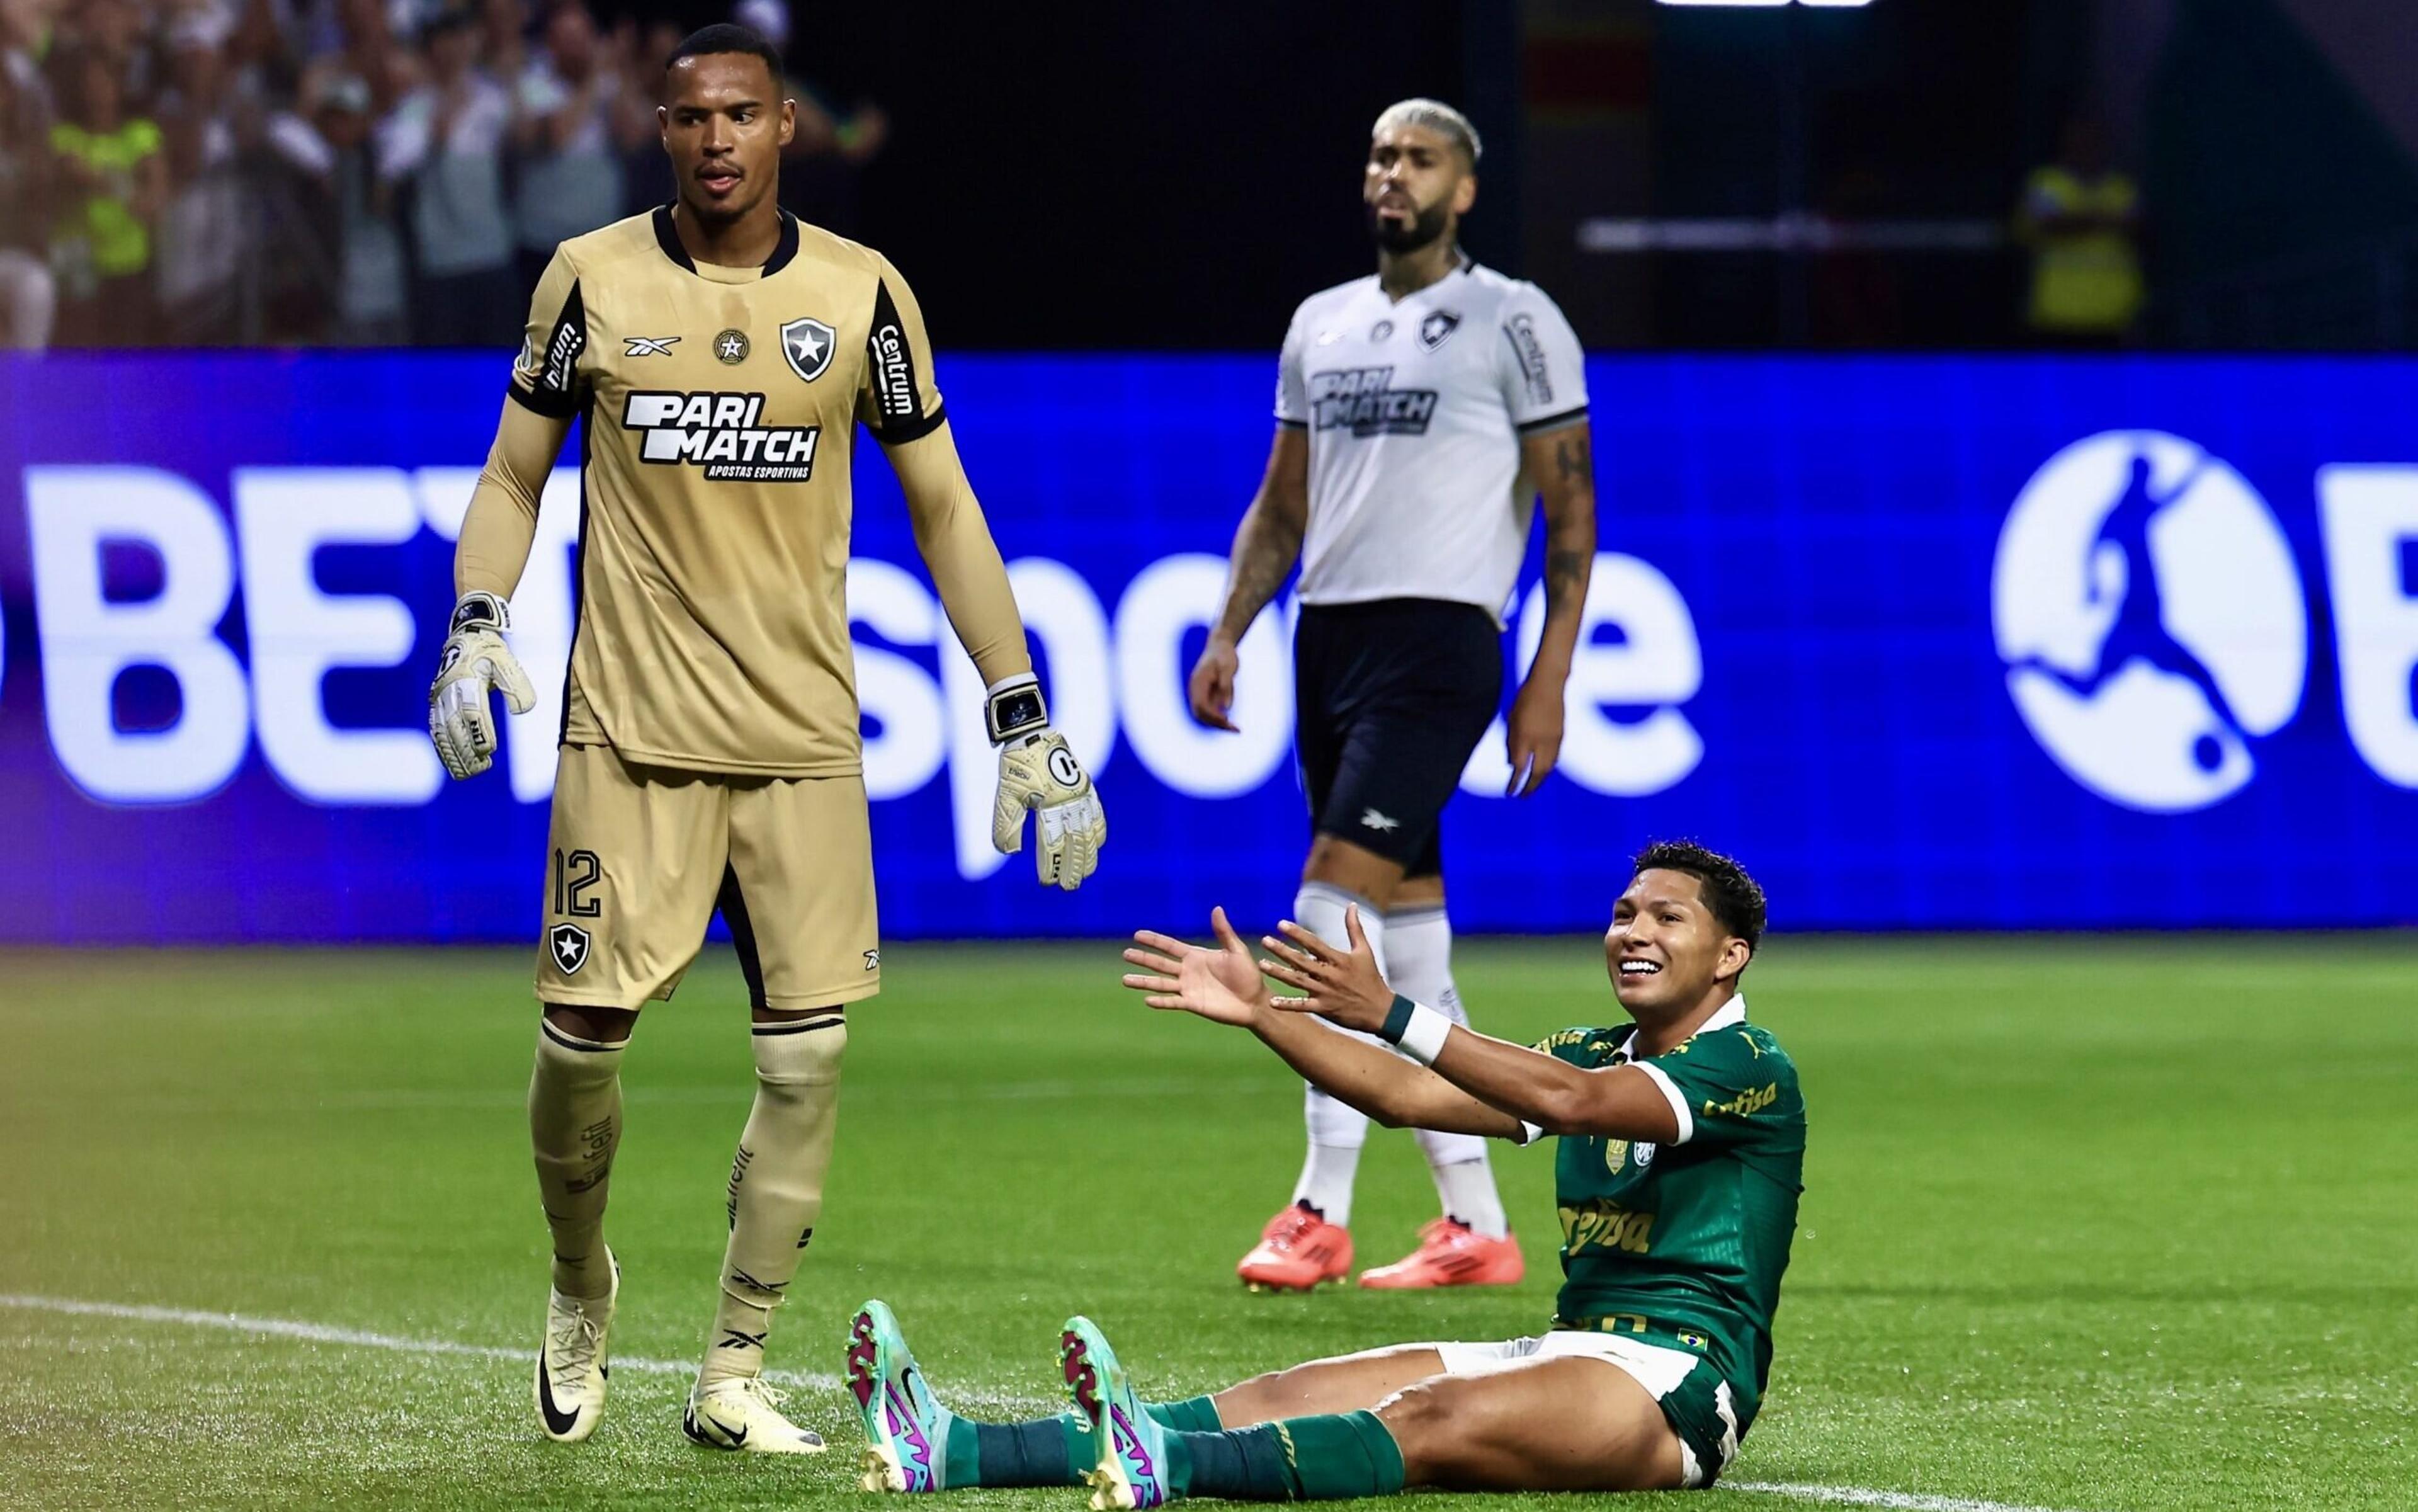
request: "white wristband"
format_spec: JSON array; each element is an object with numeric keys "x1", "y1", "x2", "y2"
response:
[{"x1": 1396, "y1": 1003, "x2": 1453, "y2": 1067}]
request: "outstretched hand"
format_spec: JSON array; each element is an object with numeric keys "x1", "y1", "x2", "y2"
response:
[
  {"x1": 1122, "y1": 907, "x2": 1270, "y2": 1026},
  {"x1": 1257, "y1": 906, "x2": 1394, "y2": 1035}
]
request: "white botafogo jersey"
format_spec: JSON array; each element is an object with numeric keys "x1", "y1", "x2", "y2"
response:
[{"x1": 1276, "y1": 261, "x2": 1589, "y2": 624}]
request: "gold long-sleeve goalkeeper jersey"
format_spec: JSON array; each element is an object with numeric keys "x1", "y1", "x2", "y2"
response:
[{"x1": 457, "y1": 205, "x2": 1029, "y2": 776}]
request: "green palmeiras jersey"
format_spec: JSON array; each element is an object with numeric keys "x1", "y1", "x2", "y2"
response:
[{"x1": 1531, "y1": 994, "x2": 1805, "y2": 1428}]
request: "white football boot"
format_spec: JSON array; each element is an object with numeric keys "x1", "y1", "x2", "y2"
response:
[
  {"x1": 534, "y1": 1252, "x2": 618, "y2": 1443},
  {"x1": 683, "y1": 1375, "x2": 829, "y2": 1454}
]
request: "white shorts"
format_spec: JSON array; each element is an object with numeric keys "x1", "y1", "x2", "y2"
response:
[{"x1": 1429, "y1": 1332, "x2": 1732, "y2": 1487}]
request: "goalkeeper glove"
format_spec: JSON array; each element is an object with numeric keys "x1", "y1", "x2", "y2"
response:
[
  {"x1": 428, "y1": 590, "x2": 535, "y2": 781},
  {"x1": 985, "y1": 674, "x2": 1106, "y2": 891}
]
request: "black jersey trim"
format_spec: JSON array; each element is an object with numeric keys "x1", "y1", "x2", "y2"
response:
[
  {"x1": 511, "y1": 276, "x2": 587, "y2": 416},
  {"x1": 1515, "y1": 403, "x2": 1590, "y2": 435},
  {"x1": 874, "y1": 400, "x2": 948, "y2": 446},
  {"x1": 651, "y1": 204, "x2": 695, "y2": 272},
  {"x1": 1275, "y1": 415, "x2": 1308, "y2": 429},
  {"x1": 864, "y1": 277, "x2": 933, "y2": 437},
  {"x1": 509, "y1": 381, "x2": 579, "y2": 419},
  {"x1": 764, "y1": 211, "x2": 800, "y2": 275},
  {"x1": 652, "y1": 203, "x2": 801, "y2": 276}
]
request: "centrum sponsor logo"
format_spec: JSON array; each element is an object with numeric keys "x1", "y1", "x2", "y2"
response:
[
  {"x1": 1560, "y1": 1199, "x2": 1655, "y2": 1255},
  {"x1": 872, "y1": 322, "x2": 916, "y2": 419},
  {"x1": 544, "y1": 319, "x2": 583, "y2": 392},
  {"x1": 621, "y1": 390, "x2": 819, "y2": 481},
  {"x1": 1506, "y1": 313, "x2": 1552, "y2": 406}
]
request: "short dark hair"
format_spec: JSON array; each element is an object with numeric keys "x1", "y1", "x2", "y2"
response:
[
  {"x1": 664, "y1": 23, "x2": 784, "y2": 82},
  {"x1": 1633, "y1": 841, "x2": 1767, "y2": 953}
]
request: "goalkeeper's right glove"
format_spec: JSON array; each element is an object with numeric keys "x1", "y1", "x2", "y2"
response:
[
  {"x1": 985, "y1": 674, "x2": 1107, "y2": 891},
  {"x1": 428, "y1": 590, "x2": 535, "y2": 780}
]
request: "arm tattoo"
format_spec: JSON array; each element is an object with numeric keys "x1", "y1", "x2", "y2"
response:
[
  {"x1": 1218, "y1": 502, "x2": 1306, "y2": 637},
  {"x1": 1553, "y1": 431, "x2": 1592, "y2": 485},
  {"x1": 1232, "y1": 522, "x2": 1298, "y2": 605},
  {"x1": 1545, "y1": 548, "x2": 1589, "y2": 613},
  {"x1": 1540, "y1": 431, "x2": 1595, "y2": 619}
]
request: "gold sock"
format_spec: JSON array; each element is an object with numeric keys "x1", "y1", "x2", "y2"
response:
[
  {"x1": 698, "y1": 1015, "x2": 846, "y2": 1389},
  {"x1": 528, "y1": 1020, "x2": 626, "y2": 1300}
]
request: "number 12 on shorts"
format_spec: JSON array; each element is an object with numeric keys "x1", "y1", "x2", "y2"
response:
[{"x1": 553, "y1": 848, "x2": 603, "y2": 919}]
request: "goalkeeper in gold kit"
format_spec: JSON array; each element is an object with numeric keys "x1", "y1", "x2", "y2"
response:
[{"x1": 423, "y1": 23, "x2": 1104, "y2": 1453}]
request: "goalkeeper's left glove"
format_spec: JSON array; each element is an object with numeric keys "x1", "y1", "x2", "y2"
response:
[
  {"x1": 985, "y1": 673, "x2": 1106, "y2": 891},
  {"x1": 428, "y1": 590, "x2": 535, "y2": 780}
]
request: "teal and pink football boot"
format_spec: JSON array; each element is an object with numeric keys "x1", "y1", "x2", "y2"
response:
[
  {"x1": 849, "y1": 1300, "x2": 956, "y2": 1492},
  {"x1": 1062, "y1": 1316, "x2": 1174, "y2": 1511}
]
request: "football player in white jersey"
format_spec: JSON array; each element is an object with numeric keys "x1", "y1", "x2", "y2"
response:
[{"x1": 1188, "y1": 99, "x2": 1598, "y2": 1292}]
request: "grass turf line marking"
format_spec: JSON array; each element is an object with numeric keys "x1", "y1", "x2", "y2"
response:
[
  {"x1": 1730, "y1": 1482, "x2": 2087, "y2": 1512},
  {"x1": 1, "y1": 1295, "x2": 2090, "y2": 1511},
  {"x1": 0, "y1": 1292, "x2": 842, "y2": 1391}
]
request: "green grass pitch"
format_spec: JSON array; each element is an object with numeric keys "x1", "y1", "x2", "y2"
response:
[{"x1": 2, "y1": 937, "x2": 2412, "y2": 1511}]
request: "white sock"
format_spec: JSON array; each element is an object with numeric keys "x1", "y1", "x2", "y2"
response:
[
  {"x1": 1293, "y1": 882, "x2": 1388, "y2": 977},
  {"x1": 1290, "y1": 1132, "x2": 1363, "y2": 1228},
  {"x1": 1288, "y1": 884, "x2": 1388, "y2": 1228},
  {"x1": 1390, "y1": 904, "x2": 1510, "y2": 1238}
]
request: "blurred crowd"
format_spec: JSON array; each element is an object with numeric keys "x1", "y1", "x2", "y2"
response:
[{"x1": 0, "y1": 0, "x2": 885, "y2": 349}]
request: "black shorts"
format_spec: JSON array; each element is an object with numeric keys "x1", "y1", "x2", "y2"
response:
[{"x1": 1293, "y1": 598, "x2": 1504, "y2": 879}]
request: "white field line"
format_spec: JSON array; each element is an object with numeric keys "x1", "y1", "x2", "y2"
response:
[
  {"x1": 1, "y1": 1294, "x2": 2089, "y2": 1511},
  {"x1": 1730, "y1": 1482, "x2": 2088, "y2": 1512},
  {"x1": 0, "y1": 1292, "x2": 841, "y2": 1392}
]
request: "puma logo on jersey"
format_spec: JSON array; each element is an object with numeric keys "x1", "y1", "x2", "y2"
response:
[
  {"x1": 621, "y1": 390, "x2": 820, "y2": 482},
  {"x1": 1308, "y1": 368, "x2": 1438, "y2": 438},
  {"x1": 623, "y1": 335, "x2": 679, "y2": 356},
  {"x1": 1359, "y1": 808, "x2": 1400, "y2": 832}
]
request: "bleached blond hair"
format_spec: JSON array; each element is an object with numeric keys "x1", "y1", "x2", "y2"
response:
[{"x1": 1372, "y1": 98, "x2": 1482, "y2": 168}]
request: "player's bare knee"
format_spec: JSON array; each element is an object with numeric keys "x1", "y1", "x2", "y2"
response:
[
  {"x1": 1373, "y1": 1375, "x2": 1458, "y2": 1438},
  {"x1": 1302, "y1": 836, "x2": 1404, "y2": 907},
  {"x1": 1220, "y1": 1364, "x2": 1313, "y2": 1420},
  {"x1": 543, "y1": 1002, "x2": 637, "y2": 1045}
]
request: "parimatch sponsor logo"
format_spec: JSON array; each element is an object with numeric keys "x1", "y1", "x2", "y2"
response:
[
  {"x1": 621, "y1": 390, "x2": 820, "y2": 481},
  {"x1": 1308, "y1": 367, "x2": 1438, "y2": 437}
]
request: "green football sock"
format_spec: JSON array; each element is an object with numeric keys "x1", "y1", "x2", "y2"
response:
[
  {"x1": 934, "y1": 1399, "x2": 1217, "y2": 1488},
  {"x1": 941, "y1": 1414, "x2": 1086, "y2": 1488},
  {"x1": 1175, "y1": 1410, "x2": 1406, "y2": 1501},
  {"x1": 1147, "y1": 1395, "x2": 1224, "y2": 1434}
]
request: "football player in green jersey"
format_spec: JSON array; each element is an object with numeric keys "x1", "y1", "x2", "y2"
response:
[{"x1": 844, "y1": 841, "x2": 1803, "y2": 1501}]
